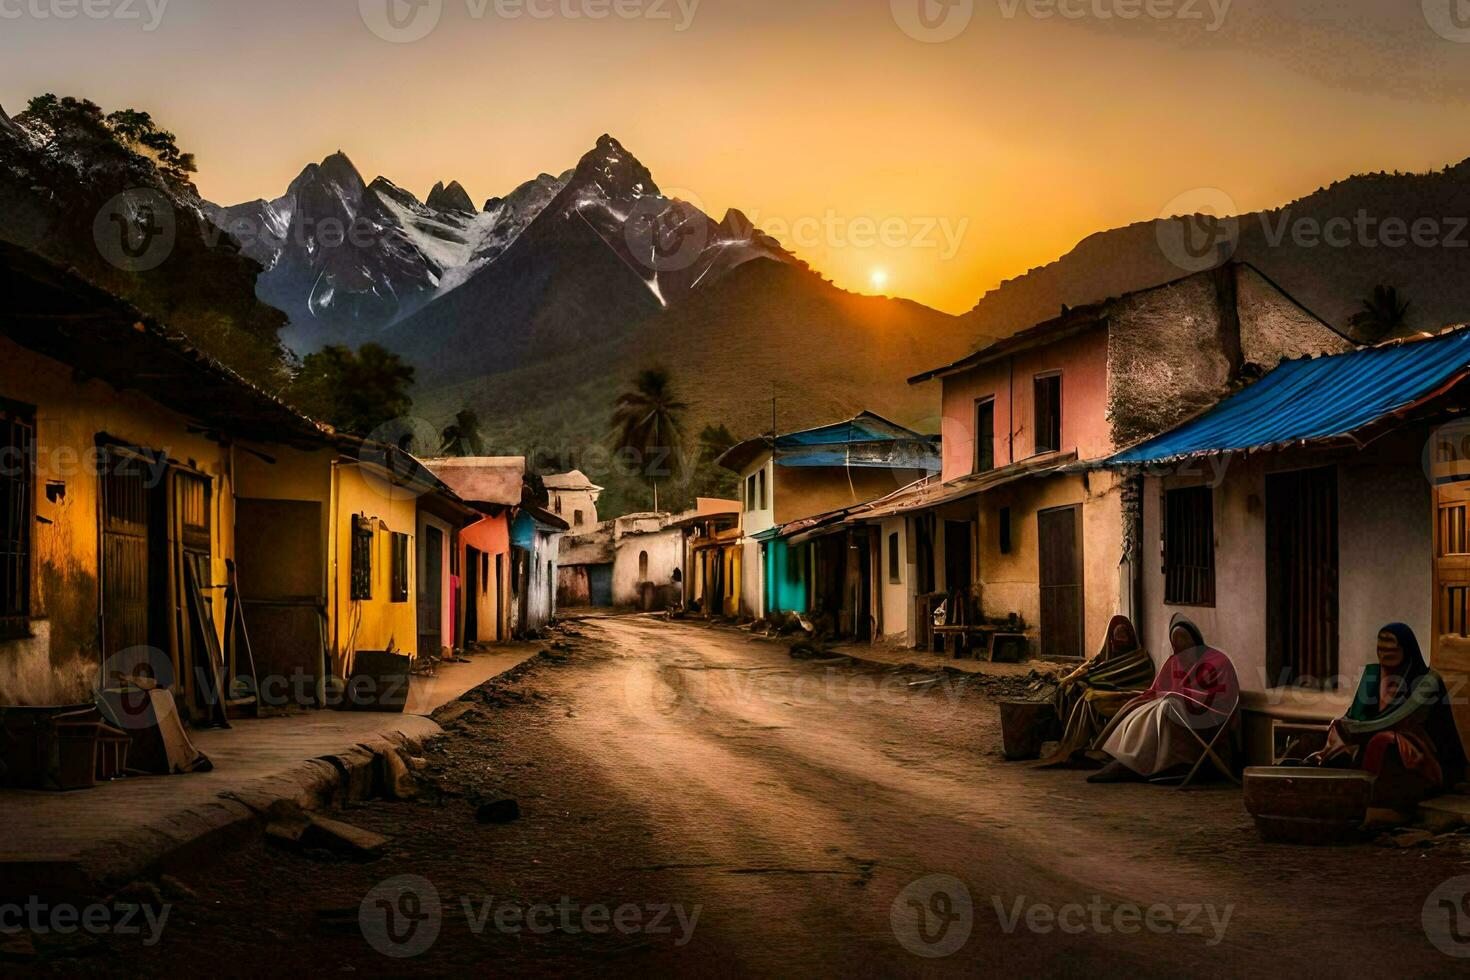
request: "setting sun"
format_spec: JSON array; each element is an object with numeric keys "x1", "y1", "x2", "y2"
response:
[{"x1": 869, "y1": 268, "x2": 889, "y2": 291}]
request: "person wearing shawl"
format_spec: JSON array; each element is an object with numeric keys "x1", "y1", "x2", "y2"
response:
[
  {"x1": 1036, "y1": 615, "x2": 1155, "y2": 768},
  {"x1": 1306, "y1": 624, "x2": 1467, "y2": 808},
  {"x1": 1088, "y1": 615, "x2": 1239, "y2": 784}
]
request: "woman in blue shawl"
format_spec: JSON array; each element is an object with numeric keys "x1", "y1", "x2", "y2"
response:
[{"x1": 1309, "y1": 624, "x2": 1468, "y2": 808}]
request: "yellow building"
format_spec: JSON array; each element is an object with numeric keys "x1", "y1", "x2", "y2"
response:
[{"x1": 0, "y1": 242, "x2": 477, "y2": 717}]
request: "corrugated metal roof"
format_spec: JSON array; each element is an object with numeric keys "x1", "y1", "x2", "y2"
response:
[{"x1": 1106, "y1": 329, "x2": 1470, "y2": 466}]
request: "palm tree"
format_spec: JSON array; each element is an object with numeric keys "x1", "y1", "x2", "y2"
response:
[
  {"x1": 1350, "y1": 285, "x2": 1411, "y2": 342},
  {"x1": 610, "y1": 366, "x2": 689, "y2": 511},
  {"x1": 439, "y1": 409, "x2": 485, "y2": 457}
]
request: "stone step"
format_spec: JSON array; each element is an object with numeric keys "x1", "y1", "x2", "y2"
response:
[{"x1": 1417, "y1": 793, "x2": 1470, "y2": 833}]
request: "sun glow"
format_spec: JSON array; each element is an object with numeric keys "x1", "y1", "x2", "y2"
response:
[{"x1": 869, "y1": 268, "x2": 889, "y2": 291}]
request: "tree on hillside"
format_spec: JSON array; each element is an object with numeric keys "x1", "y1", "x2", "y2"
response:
[
  {"x1": 20, "y1": 95, "x2": 197, "y2": 185},
  {"x1": 1350, "y1": 285, "x2": 1411, "y2": 342},
  {"x1": 104, "y1": 108, "x2": 197, "y2": 184},
  {"x1": 440, "y1": 409, "x2": 485, "y2": 457},
  {"x1": 689, "y1": 423, "x2": 740, "y2": 501},
  {"x1": 610, "y1": 366, "x2": 688, "y2": 512},
  {"x1": 287, "y1": 344, "x2": 415, "y2": 437}
]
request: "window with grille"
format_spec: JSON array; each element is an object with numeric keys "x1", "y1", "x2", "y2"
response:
[
  {"x1": 1034, "y1": 374, "x2": 1061, "y2": 455},
  {"x1": 1441, "y1": 502, "x2": 1468, "y2": 556},
  {"x1": 0, "y1": 405, "x2": 34, "y2": 640},
  {"x1": 974, "y1": 398, "x2": 995, "y2": 473},
  {"x1": 351, "y1": 516, "x2": 373, "y2": 600},
  {"x1": 1164, "y1": 486, "x2": 1216, "y2": 606},
  {"x1": 390, "y1": 531, "x2": 409, "y2": 603}
]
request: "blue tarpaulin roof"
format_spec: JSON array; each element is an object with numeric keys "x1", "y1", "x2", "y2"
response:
[
  {"x1": 1106, "y1": 329, "x2": 1470, "y2": 465},
  {"x1": 773, "y1": 412, "x2": 940, "y2": 471}
]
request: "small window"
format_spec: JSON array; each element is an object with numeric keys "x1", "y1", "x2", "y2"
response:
[
  {"x1": 747, "y1": 474, "x2": 757, "y2": 511},
  {"x1": 351, "y1": 516, "x2": 374, "y2": 600},
  {"x1": 574, "y1": 510, "x2": 584, "y2": 526},
  {"x1": 998, "y1": 507, "x2": 1012, "y2": 555},
  {"x1": 0, "y1": 404, "x2": 35, "y2": 640},
  {"x1": 757, "y1": 469, "x2": 768, "y2": 511},
  {"x1": 974, "y1": 398, "x2": 995, "y2": 474},
  {"x1": 390, "y1": 532, "x2": 410, "y2": 603},
  {"x1": 1164, "y1": 486, "x2": 1216, "y2": 606},
  {"x1": 639, "y1": 550, "x2": 649, "y2": 580},
  {"x1": 1034, "y1": 374, "x2": 1061, "y2": 455},
  {"x1": 482, "y1": 553, "x2": 490, "y2": 594},
  {"x1": 888, "y1": 532, "x2": 901, "y2": 584},
  {"x1": 554, "y1": 494, "x2": 562, "y2": 515}
]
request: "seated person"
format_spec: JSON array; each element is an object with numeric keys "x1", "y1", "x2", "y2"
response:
[
  {"x1": 1036, "y1": 615, "x2": 1155, "y2": 768},
  {"x1": 1305, "y1": 624, "x2": 1467, "y2": 809},
  {"x1": 1088, "y1": 615, "x2": 1238, "y2": 784}
]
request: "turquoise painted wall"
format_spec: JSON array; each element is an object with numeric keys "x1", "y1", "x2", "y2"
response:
[{"x1": 765, "y1": 539, "x2": 808, "y2": 615}]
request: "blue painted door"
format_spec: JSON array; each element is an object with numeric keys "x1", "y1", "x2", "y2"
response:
[{"x1": 588, "y1": 564, "x2": 614, "y2": 607}]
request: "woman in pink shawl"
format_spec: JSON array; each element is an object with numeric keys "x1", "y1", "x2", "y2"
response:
[{"x1": 1088, "y1": 614, "x2": 1239, "y2": 784}]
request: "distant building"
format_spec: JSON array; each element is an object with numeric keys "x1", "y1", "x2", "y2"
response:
[
  {"x1": 544, "y1": 470, "x2": 603, "y2": 533},
  {"x1": 557, "y1": 511, "x2": 685, "y2": 611},
  {"x1": 718, "y1": 412, "x2": 941, "y2": 627}
]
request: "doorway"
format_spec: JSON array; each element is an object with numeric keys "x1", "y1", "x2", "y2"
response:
[
  {"x1": 1038, "y1": 505, "x2": 1083, "y2": 660},
  {"x1": 465, "y1": 545, "x2": 481, "y2": 644},
  {"x1": 1266, "y1": 466, "x2": 1339, "y2": 688},
  {"x1": 100, "y1": 447, "x2": 165, "y2": 678},
  {"x1": 418, "y1": 525, "x2": 444, "y2": 656},
  {"x1": 944, "y1": 520, "x2": 973, "y2": 592}
]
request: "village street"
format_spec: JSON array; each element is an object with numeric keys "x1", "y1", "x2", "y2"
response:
[{"x1": 31, "y1": 615, "x2": 1470, "y2": 978}]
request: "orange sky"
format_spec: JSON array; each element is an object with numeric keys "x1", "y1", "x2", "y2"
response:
[{"x1": 5, "y1": 1, "x2": 1470, "y2": 314}]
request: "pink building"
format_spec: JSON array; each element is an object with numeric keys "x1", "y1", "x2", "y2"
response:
[{"x1": 868, "y1": 263, "x2": 1351, "y2": 659}]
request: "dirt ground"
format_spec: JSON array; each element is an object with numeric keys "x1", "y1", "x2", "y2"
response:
[{"x1": 12, "y1": 615, "x2": 1470, "y2": 977}]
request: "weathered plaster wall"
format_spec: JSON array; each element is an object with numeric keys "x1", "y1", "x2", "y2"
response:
[
  {"x1": 461, "y1": 515, "x2": 510, "y2": 644},
  {"x1": 1106, "y1": 273, "x2": 1234, "y2": 451},
  {"x1": 550, "y1": 487, "x2": 600, "y2": 532},
  {"x1": 1235, "y1": 265, "x2": 1353, "y2": 369},
  {"x1": 737, "y1": 456, "x2": 775, "y2": 618},
  {"x1": 938, "y1": 324, "x2": 1112, "y2": 480},
  {"x1": 333, "y1": 464, "x2": 419, "y2": 669},
  {"x1": 613, "y1": 528, "x2": 683, "y2": 606},
  {"x1": 1138, "y1": 438, "x2": 1430, "y2": 698},
  {"x1": 0, "y1": 336, "x2": 234, "y2": 705},
  {"x1": 975, "y1": 471, "x2": 1124, "y2": 658},
  {"x1": 877, "y1": 516, "x2": 911, "y2": 644}
]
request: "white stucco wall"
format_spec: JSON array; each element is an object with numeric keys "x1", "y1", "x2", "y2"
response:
[
  {"x1": 738, "y1": 454, "x2": 775, "y2": 618},
  {"x1": 877, "y1": 517, "x2": 911, "y2": 644},
  {"x1": 613, "y1": 528, "x2": 684, "y2": 605},
  {"x1": 1139, "y1": 446, "x2": 1431, "y2": 697}
]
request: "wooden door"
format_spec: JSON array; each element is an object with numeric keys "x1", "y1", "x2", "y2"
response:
[
  {"x1": 1433, "y1": 479, "x2": 1470, "y2": 761},
  {"x1": 1266, "y1": 467, "x2": 1339, "y2": 688},
  {"x1": 1038, "y1": 505, "x2": 1083, "y2": 660},
  {"x1": 101, "y1": 449, "x2": 152, "y2": 679}
]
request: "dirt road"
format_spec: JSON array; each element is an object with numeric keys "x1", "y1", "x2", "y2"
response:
[{"x1": 35, "y1": 616, "x2": 1470, "y2": 977}]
